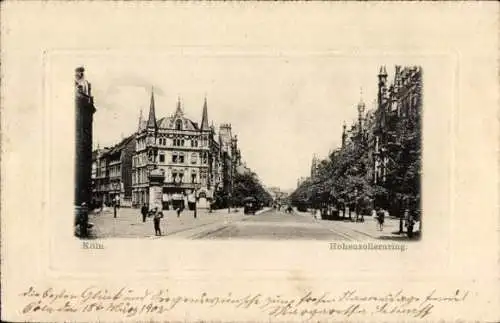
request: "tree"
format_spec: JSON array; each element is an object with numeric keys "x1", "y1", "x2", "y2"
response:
[{"x1": 232, "y1": 171, "x2": 272, "y2": 207}]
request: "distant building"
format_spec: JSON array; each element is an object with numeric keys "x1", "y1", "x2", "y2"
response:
[
  {"x1": 91, "y1": 135, "x2": 135, "y2": 207},
  {"x1": 91, "y1": 147, "x2": 109, "y2": 206},
  {"x1": 267, "y1": 186, "x2": 289, "y2": 204},
  {"x1": 310, "y1": 154, "x2": 320, "y2": 178},
  {"x1": 296, "y1": 176, "x2": 307, "y2": 188},
  {"x1": 107, "y1": 135, "x2": 136, "y2": 205},
  {"x1": 218, "y1": 123, "x2": 241, "y2": 201}
]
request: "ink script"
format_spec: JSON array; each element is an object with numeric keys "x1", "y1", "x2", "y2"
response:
[{"x1": 19, "y1": 286, "x2": 470, "y2": 321}]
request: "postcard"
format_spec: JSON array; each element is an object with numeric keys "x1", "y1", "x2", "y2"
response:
[{"x1": 1, "y1": 2, "x2": 498, "y2": 322}]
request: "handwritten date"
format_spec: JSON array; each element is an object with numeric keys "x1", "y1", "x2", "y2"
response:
[{"x1": 19, "y1": 286, "x2": 470, "y2": 320}]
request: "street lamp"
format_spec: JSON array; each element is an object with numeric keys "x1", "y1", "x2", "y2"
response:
[
  {"x1": 194, "y1": 183, "x2": 201, "y2": 219},
  {"x1": 111, "y1": 181, "x2": 121, "y2": 218}
]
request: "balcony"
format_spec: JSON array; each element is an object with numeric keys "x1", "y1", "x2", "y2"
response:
[{"x1": 163, "y1": 181, "x2": 198, "y2": 189}]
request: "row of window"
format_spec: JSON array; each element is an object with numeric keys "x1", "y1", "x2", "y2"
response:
[
  {"x1": 131, "y1": 169, "x2": 209, "y2": 185},
  {"x1": 139, "y1": 136, "x2": 210, "y2": 149},
  {"x1": 157, "y1": 138, "x2": 206, "y2": 147},
  {"x1": 132, "y1": 151, "x2": 211, "y2": 167},
  {"x1": 109, "y1": 165, "x2": 121, "y2": 177},
  {"x1": 159, "y1": 152, "x2": 209, "y2": 165},
  {"x1": 132, "y1": 153, "x2": 149, "y2": 168}
]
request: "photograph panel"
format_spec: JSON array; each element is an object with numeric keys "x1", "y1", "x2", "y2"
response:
[{"x1": 73, "y1": 54, "x2": 422, "y2": 242}]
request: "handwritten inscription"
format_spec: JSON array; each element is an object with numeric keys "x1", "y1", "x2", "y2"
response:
[{"x1": 19, "y1": 286, "x2": 470, "y2": 320}]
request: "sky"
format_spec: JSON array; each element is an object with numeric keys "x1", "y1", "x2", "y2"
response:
[{"x1": 81, "y1": 54, "x2": 394, "y2": 191}]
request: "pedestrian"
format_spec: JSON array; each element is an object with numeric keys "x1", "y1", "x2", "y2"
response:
[
  {"x1": 141, "y1": 203, "x2": 148, "y2": 223},
  {"x1": 405, "y1": 209, "x2": 415, "y2": 238},
  {"x1": 79, "y1": 202, "x2": 89, "y2": 238},
  {"x1": 376, "y1": 207, "x2": 385, "y2": 231},
  {"x1": 153, "y1": 207, "x2": 164, "y2": 236},
  {"x1": 176, "y1": 205, "x2": 182, "y2": 218}
]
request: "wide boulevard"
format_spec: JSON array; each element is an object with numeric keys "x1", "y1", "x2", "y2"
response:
[{"x1": 88, "y1": 206, "x2": 402, "y2": 240}]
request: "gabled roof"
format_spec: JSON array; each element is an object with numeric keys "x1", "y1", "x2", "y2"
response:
[
  {"x1": 108, "y1": 134, "x2": 135, "y2": 155},
  {"x1": 157, "y1": 115, "x2": 199, "y2": 131},
  {"x1": 137, "y1": 95, "x2": 209, "y2": 133}
]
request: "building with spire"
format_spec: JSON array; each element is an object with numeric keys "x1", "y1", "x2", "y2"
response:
[
  {"x1": 131, "y1": 90, "x2": 237, "y2": 210},
  {"x1": 372, "y1": 65, "x2": 422, "y2": 186},
  {"x1": 357, "y1": 89, "x2": 366, "y2": 134},
  {"x1": 310, "y1": 154, "x2": 320, "y2": 178},
  {"x1": 341, "y1": 122, "x2": 347, "y2": 148}
]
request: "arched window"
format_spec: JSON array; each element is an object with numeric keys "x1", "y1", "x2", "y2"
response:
[{"x1": 175, "y1": 119, "x2": 182, "y2": 130}]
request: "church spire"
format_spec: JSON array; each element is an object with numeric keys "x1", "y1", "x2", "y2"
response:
[
  {"x1": 201, "y1": 96, "x2": 209, "y2": 130},
  {"x1": 147, "y1": 87, "x2": 157, "y2": 130}
]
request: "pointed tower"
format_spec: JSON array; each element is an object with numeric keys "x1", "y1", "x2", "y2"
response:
[
  {"x1": 200, "y1": 96, "x2": 209, "y2": 131},
  {"x1": 311, "y1": 154, "x2": 319, "y2": 178},
  {"x1": 174, "y1": 96, "x2": 183, "y2": 117},
  {"x1": 147, "y1": 88, "x2": 157, "y2": 130},
  {"x1": 145, "y1": 87, "x2": 158, "y2": 170},
  {"x1": 378, "y1": 65, "x2": 388, "y2": 108},
  {"x1": 341, "y1": 121, "x2": 347, "y2": 148},
  {"x1": 357, "y1": 88, "x2": 366, "y2": 132}
]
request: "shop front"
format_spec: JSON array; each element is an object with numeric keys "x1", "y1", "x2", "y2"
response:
[{"x1": 162, "y1": 187, "x2": 186, "y2": 211}]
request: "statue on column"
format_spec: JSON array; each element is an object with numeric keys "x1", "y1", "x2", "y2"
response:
[{"x1": 75, "y1": 66, "x2": 91, "y2": 97}]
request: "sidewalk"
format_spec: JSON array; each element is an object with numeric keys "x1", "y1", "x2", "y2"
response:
[
  {"x1": 327, "y1": 216, "x2": 401, "y2": 240},
  {"x1": 89, "y1": 206, "x2": 245, "y2": 239},
  {"x1": 293, "y1": 208, "x2": 419, "y2": 240}
]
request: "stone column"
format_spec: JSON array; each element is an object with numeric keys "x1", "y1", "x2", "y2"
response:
[
  {"x1": 149, "y1": 169, "x2": 165, "y2": 210},
  {"x1": 75, "y1": 66, "x2": 96, "y2": 238}
]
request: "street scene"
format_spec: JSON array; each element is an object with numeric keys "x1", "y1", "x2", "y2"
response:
[
  {"x1": 86, "y1": 205, "x2": 406, "y2": 241},
  {"x1": 74, "y1": 57, "x2": 421, "y2": 241}
]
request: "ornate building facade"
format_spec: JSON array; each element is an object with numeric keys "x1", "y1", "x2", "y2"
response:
[
  {"x1": 131, "y1": 90, "x2": 238, "y2": 209},
  {"x1": 372, "y1": 65, "x2": 422, "y2": 185},
  {"x1": 91, "y1": 135, "x2": 136, "y2": 207}
]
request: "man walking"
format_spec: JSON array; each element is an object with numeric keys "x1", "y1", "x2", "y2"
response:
[
  {"x1": 376, "y1": 206, "x2": 385, "y2": 231},
  {"x1": 141, "y1": 203, "x2": 148, "y2": 223},
  {"x1": 113, "y1": 199, "x2": 117, "y2": 218},
  {"x1": 153, "y1": 207, "x2": 164, "y2": 236}
]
